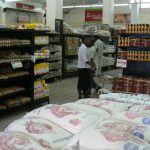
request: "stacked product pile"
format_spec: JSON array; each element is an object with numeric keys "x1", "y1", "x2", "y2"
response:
[
  {"x1": 113, "y1": 76, "x2": 150, "y2": 94},
  {"x1": 115, "y1": 24, "x2": 150, "y2": 34},
  {"x1": 0, "y1": 93, "x2": 149, "y2": 149}
]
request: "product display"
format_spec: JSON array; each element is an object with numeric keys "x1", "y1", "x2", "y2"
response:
[
  {"x1": 0, "y1": 39, "x2": 31, "y2": 47},
  {"x1": 0, "y1": 86, "x2": 25, "y2": 97},
  {"x1": 34, "y1": 63, "x2": 49, "y2": 76},
  {"x1": 116, "y1": 24, "x2": 150, "y2": 34},
  {"x1": 0, "y1": 71, "x2": 29, "y2": 80},
  {"x1": 101, "y1": 56, "x2": 115, "y2": 67},
  {"x1": 0, "y1": 95, "x2": 150, "y2": 149},
  {"x1": 34, "y1": 36, "x2": 49, "y2": 45},
  {"x1": 117, "y1": 37, "x2": 150, "y2": 47},
  {"x1": 34, "y1": 80, "x2": 49, "y2": 100},
  {"x1": 17, "y1": 23, "x2": 50, "y2": 31},
  {"x1": 0, "y1": 51, "x2": 31, "y2": 63},
  {"x1": 113, "y1": 76, "x2": 150, "y2": 94},
  {"x1": 127, "y1": 51, "x2": 150, "y2": 61},
  {"x1": 34, "y1": 47, "x2": 50, "y2": 60}
]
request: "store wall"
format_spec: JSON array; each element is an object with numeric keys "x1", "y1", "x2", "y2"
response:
[
  {"x1": 64, "y1": 8, "x2": 85, "y2": 27},
  {"x1": 5, "y1": 9, "x2": 43, "y2": 25},
  {"x1": 63, "y1": 6, "x2": 150, "y2": 28}
]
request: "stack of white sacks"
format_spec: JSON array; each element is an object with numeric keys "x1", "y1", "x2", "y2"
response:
[{"x1": 0, "y1": 93, "x2": 150, "y2": 150}]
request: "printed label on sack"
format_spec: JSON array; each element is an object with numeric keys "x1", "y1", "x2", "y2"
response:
[
  {"x1": 124, "y1": 142, "x2": 139, "y2": 150},
  {"x1": 142, "y1": 117, "x2": 150, "y2": 125},
  {"x1": 11, "y1": 61, "x2": 23, "y2": 69}
]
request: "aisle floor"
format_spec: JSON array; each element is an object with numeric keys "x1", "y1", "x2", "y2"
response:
[{"x1": 0, "y1": 69, "x2": 121, "y2": 132}]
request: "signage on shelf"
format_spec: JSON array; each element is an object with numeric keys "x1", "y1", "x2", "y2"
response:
[
  {"x1": 16, "y1": 3, "x2": 35, "y2": 10},
  {"x1": 116, "y1": 59, "x2": 127, "y2": 68},
  {"x1": 85, "y1": 9, "x2": 102, "y2": 21},
  {"x1": 17, "y1": 12, "x2": 30, "y2": 23},
  {"x1": 114, "y1": 13, "x2": 131, "y2": 24},
  {"x1": 11, "y1": 61, "x2": 23, "y2": 69}
]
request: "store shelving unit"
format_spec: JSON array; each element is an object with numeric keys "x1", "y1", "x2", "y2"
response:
[
  {"x1": 0, "y1": 29, "x2": 33, "y2": 113},
  {"x1": 114, "y1": 24, "x2": 150, "y2": 94},
  {"x1": 62, "y1": 33, "x2": 115, "y2": 78},
  {"x1": 0, "y1": 29, "x2": 50, "y2": 113},
  {"x1": 44, "y1": 32, "x2": 62, "y2": 83}
]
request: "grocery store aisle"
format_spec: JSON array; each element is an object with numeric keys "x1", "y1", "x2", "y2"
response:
[{"x1": 0, "y1": 69, "x2": 121, "y2": 132}]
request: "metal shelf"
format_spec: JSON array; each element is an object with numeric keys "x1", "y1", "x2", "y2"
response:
[
  {"x1": 0, "y1": 75, "x2": 30, "y2": 83},
  {"x1": 0, "y1": 88, "x2": 31, "y2": 100}
]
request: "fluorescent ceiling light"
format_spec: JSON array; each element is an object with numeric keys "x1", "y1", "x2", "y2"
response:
[
  {"x1": 63, "y1": 4, "x2": 128, "y2": 9},
  {"x1": 141, "y1": 3, "x2": 150, "y2": 8},
  {"x1": 63, "y1": 4, "x2": 103, "y2": 9},
  {"x1": 114, "y1": 4, "x2": 129, "y2": 6},
  {"x1": 5, "y1": 0, "x2": 20, "y2": 2}
]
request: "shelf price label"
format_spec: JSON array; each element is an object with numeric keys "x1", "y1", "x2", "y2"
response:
[
  {"x1": 116, "y1": 59, "x2": 127, "y2": 68},
  {"x1": 11, "y1": 61, "x2": 23, "y2": 69}
]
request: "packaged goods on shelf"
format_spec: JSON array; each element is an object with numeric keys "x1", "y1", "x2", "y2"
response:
[
  {"x1": 49, "y1": 62, "x2": 61, "y2": 70},
  {"x1": 65, "y1": 37, "x2": 79, "y2": 50},
  {"x1": 49, "y1": 45, "x2": 62, "y2": 53},
  {"x1": 101, "y1": 57, "x2": 115, "y2": 67},
  {"x1": 115, "y1": 24, "x2": 150, "y2": 34},
  {"x1": 0, "y1": 39, "x2": 31, "y2": 46},
  {"x1": 0, "y1": 86, "x2": 25, "y2": 97},
  {"x1": 34, "y1": 36, "x2": 49, "y2": 45},
  {"x1": 50, "y1": 52, "x2": 61, "y2": 61},
  {"x1": 43, "y1": 71, "x2": 62, "y2": 80},
  {"x1": 117, "y1": 51, "x2": 127, "y2": 59},
  {"x1": 104, "y1": 45, "x2": 116, "y2": 53},
  {"x1": 113, "y1": 76, "x2": 150, "y2": 94},
  {"x1": 34, "y1": 80, "x2": 49, "y2": 100},
  {"x1": 118, "y1": 37, "x2": 150, "y2": 47},
  {"x1": 127, "y1": 51, "x2": 150, "y2": 62},
  {"x1": 65, "y1": 59, "x2": 78, "y2": 72},
  {"x1": 0, "y1": 71, "x2": 29, "y2": 80},
  {"x1": 99, "y1": 93, "x2": 150, "y2": 105},
  {"x1": 0, "y1": 104, "x2": 7, "y2": 111},
  {"x1": 34, "y1": 47, "x2": 50, "y2": 60},
  {"x1": 0, "y1": 51, "x2": 31, "y2": 63},
  {"x1": 34, "y1": 63, "x2": 49, "y2": 76},
  {"x1": 17, "y1": 23, "x2": 50, "y2": 31}
]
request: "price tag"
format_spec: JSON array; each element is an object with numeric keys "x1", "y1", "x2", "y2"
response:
[
  {"x1": 11, "y1": 61, "x2": 23, "y2": 69},
  {"x1": 116, "y1": 59, "x2": 127, "y2": 68}
]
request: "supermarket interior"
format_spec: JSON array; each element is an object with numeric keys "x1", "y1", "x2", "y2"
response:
[{"x1": 0, "y1": 0, "x2": 150, "y2": 149}]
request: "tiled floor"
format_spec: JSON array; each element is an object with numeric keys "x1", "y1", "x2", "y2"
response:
[{"x1": 0, "y1": 69, "x2": 121, "y2": 132}]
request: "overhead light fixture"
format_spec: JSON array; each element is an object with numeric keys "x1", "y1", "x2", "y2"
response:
[
  {"x1": 63, "y1": 4, "x2": 103, "y2": 9},
  {"x1": 63, "y1": 4, "x2": 128, "y2": 9},
  {"x1": 5, "y1": 0, "x2": 20, "y2": 2},
  {"x1": 114, "y1": 4, "x2": 129, "y2": 6}
]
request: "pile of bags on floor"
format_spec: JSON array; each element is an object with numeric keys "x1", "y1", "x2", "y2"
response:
[{"x1": 0, "y1": 93, "x2": 150, "y2": 149}]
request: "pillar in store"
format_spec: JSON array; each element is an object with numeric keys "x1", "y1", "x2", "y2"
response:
[
  {"x1": 46, "y1": 0, "x2": 63, "y2": 31},
  {"x1": 102, "y1": 0, "x2": 114, "y2": 27},
  {"x1": 131, "y1": 2, "x2": 140, "y2": 24}
]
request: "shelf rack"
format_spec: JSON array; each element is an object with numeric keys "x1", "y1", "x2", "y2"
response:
[
  {"x1": 62, "y1": 33, "x2": 116, "y2": 78},
  {"x1": 0, "y1": 29, "x2": 52, "y2": 113},
  {"x1": 114, "y1": 25, "x2": 150, "y2": 94}
]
